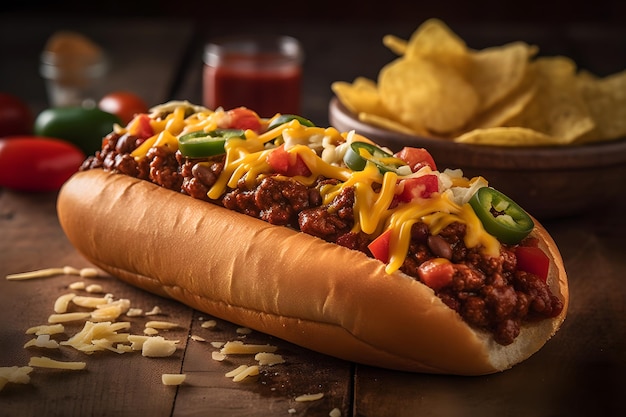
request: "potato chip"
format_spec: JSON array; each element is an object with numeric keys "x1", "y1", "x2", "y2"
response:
[
  {"x1": 382, "y1": 34, "x2": 407, "y2": 56},
  {"x1": 358, "y1": 112, "x2": 428, "y2": 136},
  {"x1": 466, "y1": 68, "x2": 538, "y2": 131},
  {"x1": 403, "y1": 18, "x2": 470, "y2": 71},
  {"x1": 331, "y1": 77, "x2": 392, "y2": 118},
  {"x1": 504, "y1": 56, "x2": 595, "y2": 143},
  {"x1": 378, "y1": 57, "x2": 479, "y2": 134},
  {"x1": 575, "y1": 69, "x2": 626, "y2": 143},
  {"x1": 468, "y1": 41, "x2": 538, "y2": 112},
  {"x1": 454, "y1": 127, "x2": 560, "y2": 146}
]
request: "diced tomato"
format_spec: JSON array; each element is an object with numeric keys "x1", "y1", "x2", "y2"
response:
[
  {"x1": 515, "y1": 246, "x2": 550, "y2": 282},
  {"x1": 417, "y1": 258, "x2": 455, "y2": 291},
  {"x1": 368, "y1": 229, "x2": 392, "y2": 263},
  {"x1": 267, "y1": 144, "x2": 312, "y2": 177},
  {"x1": 130, "y1": 114, "x2": 153, "y2": 141},
  {"x1": 394, "y1": 147, "x2": 437, "y2": 172},
  {"x1": 396, "y1": 175, "x2": 439, "y2": 202},
  {"x1": 221, "y1": 107, "x2": 263, "y2": 133}
]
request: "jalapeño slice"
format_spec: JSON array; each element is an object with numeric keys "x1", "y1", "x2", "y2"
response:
[
  {"x1": 343, "y1": 141, "x2": 405, "y2": 173},
  {"x1": 178, "y1": 128, "x2": 245, "y2": 158},
  {"x1": 267, "y1": 114, "x2": 315, "y2": 130},
  {"x1": 468, "y1": 187, "x2": 534, "y2": 245}
]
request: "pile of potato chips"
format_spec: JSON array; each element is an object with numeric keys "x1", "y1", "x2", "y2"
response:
[{"x1": 331, "y1": 18, "x2": 626, "y2": 146}]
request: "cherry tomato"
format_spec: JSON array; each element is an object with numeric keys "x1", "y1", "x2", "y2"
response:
[
  {"x1": 0, "y1": 136, "x2": 85, "y2": 192},
  {"x1": 0, "y1": 93, "x2": 33, "y2": 137},
  {"x1": 98, "y1": 91, "x2": 149, "y2": 125},
  {"x1": 394, "y1": 147, "x2": 437, "y2": 172},
  {"x1": 267, "y1": 144, "x2": 311, "y2": 177}
]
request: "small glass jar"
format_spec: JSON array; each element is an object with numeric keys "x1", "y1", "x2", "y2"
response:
[
  {"x1": 40, "y1": 31, "x2": 109, "y2": 107},
  {"x1": 203, "y1": 35, "x2": 303, "y2": 117}
]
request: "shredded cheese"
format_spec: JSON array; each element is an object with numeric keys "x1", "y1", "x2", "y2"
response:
[
  {"x1": 201, "y1": 319, "x2": 217, "y2": 329},
  {"x1": 295, "y1": 392, "x2": 324, "y2": 402},
  {"x1": 25, "y1": 323, "x2": 65, "y2": 335},
  {"x1": 225, "y1": 365, "x2": 259, "y2": 382},
  {"x1": 61, "y1": 321, "x2": 131, "y2": 353},
  {"x1": 48, "y1": 312, "x2": 91, "y2": 323},
  {"x1": 254, "y1": 352, "x2": 285, "y2": 366},
  {"x1": 53, "y1": 293, "x2": 76, "y2": 313},
  {"x1": 162, "y1": 373, "x2": 186, "y2": 385},
  {"x1": 141, "y1": 336, "x2": 179, "y2": 357},
  {"x1": 5, "y1": 266, "x2": 97, "y2": 280},
  {"x1": 28, "y1": 356, "x2": 86, "y2": 370},
  {"x1": 0, "y1": 366, "x2": 33, "y2": 391},
  {"x1": 24, "y1": 334, "x2": 60, "y2": 349},
  {"x1": 145, "y1": 320, "x2": 180, "y2": 330},
  {"x1": 220, "y1": 341, "x2": 278, "y2": 355},
  {"x1": 72, "y1": 295, "x2": 110, "y2": 308}
]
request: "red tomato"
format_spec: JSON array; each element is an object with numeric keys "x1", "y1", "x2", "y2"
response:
[
  {"x1": 368, "y1": 229, "x2": 392, "y2": 263},
  {"x1": 396, "y1": 175, "x2": 439, "y2": 202},
  {"x1": 221, "y1": 107, "x2": 263, "y2": 132},
  {"x1": 0, "y1": 136, "x2": 85, "y2": 192},
  {"x1": 0, "y1": 93, "x2": 33, "y2": 137},
  {"x1": 128, "y1": 114, "x2": 154, "y2": 141},
  {"x1": 417, "y1": 258, "x2": 455, "y2": 291},
  {"x1": 515, "y1": 246, "x2": 550, "y2": 282},
  {"x1": 267, "y1": 144, "x2": 312, "y2": 177},
  {"x1": 394, "y1": 147, "x2": 437, "y2": 172},
  {"x1": 98, "y1": 91, "x2": 149, "y2": 125}
]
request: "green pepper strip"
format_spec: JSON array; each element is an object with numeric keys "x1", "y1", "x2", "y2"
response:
[
  {"x1": 343, "y1": 141, "x2": 405, "y2": 173},
  {"x1": 468, "y1": 187, "x2": 534, "y2": 245},
  {"x1": 178, "y1": 129, "x2": 245, "y2": 158},
  {"x1": 267, "y1": 114, "x2": 315, "y2": 130}
]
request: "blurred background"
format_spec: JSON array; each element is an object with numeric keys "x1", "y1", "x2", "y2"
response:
[
  {"x1": 1, "y1": 0, "x2": 625, "y2": 126},
  {"x1": 2, "y1": 0, "x2": 625, "y2": 24}
]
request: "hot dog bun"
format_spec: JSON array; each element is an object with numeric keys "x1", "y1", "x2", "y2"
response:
[{"x1": 57, "y1": 168, "x2": 568, "y2": 375}]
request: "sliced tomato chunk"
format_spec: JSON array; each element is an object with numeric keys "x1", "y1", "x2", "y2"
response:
[
  {"x1": 129, "y1": 114, "x2": 154, "y2": 141},
  {"x1": 394, "y1": 147, "x2": 437, "y2": 172},
  {"x1": 267, "y1": 144, "x2": 311, "y2": 177},
  {"x1": 221, "y1": 107, "x2": 262, "y2": 132},
  {"x1": 396, "y1": 175, "x2": 439, "y2": 202},
  {"x1": 368, "y1": 229, "x2": 392, "y2": 263},
  {"x1": 515, "y1": 246, "x2": 550, "y2": 282}
]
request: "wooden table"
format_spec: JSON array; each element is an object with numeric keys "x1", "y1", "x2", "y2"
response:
[{"x1": 1, "y1": 14, "x2": 625, "y2": 417}]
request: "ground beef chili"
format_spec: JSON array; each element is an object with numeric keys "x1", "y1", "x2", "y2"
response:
[{"x1": 81, "y1": 131, "x2": 563, "y2": 346}]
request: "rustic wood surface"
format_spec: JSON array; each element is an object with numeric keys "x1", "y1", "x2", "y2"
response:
[{"x1": 1, "y1": 13, "x2": 625, "y2": 417}]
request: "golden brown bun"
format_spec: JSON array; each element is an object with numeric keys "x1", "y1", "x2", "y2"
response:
[{"x1": 57, "y1": 169, "x2": 568, "y2": 375}]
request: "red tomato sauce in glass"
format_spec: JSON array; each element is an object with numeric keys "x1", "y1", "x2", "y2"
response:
[{"x1": 203, "y1": 53, "x2": 302, "y2": 118}]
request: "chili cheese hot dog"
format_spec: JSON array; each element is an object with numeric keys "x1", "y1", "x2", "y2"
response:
[{"x1": 57, "y1": 101, "x2": 568, "y2": 375}]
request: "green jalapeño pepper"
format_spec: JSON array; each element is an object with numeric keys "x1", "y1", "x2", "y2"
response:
[
  {"x1": 267, "y1": 114, "x2": 315, "y2": 130},
  {"x1": 469, "y1": 187, "x2": 534, "y2": 245},
  {"x1": 178, "y1": 128, "x2": 245, "y2": 158},
  {"x1": 343, "y1": 141, "x2": 405, "y2": 173}
]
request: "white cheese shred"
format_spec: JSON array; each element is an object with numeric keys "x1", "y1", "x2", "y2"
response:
[
  {"x1": 0, "y1": 366, "x2": 33, "y2": 391},
  {"x1": 295, "y1": 392, "x2": 325, "y2": 402},
  {"x1": 162, "y1": 373, "x2": 186, "y2": 386},
  {"x1": 28, "y1": 356, "x2": 86, "y2": 370}
]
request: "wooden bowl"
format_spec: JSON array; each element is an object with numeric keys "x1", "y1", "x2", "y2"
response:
[{"x1": 329, "y1": 97, "x2": 626, "y2": 219}]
